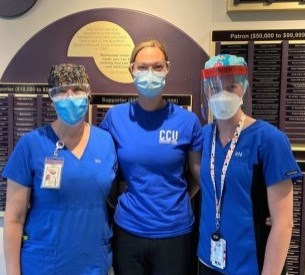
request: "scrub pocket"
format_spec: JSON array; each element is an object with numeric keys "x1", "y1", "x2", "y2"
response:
[
  {"x1": 100, "y1": 239, "x2": 112, "y2": 274},
  {"x1": 21, "y1": 239, "x2": 56, "y2": 275}
]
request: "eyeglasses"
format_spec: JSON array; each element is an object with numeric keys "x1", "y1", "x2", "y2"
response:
[
  {"x1": 49, "y1": 84, "x2": 90, "y2": 100},
  {"x1": 130, "y1": 61, "x2": 169, "y2": 75}
]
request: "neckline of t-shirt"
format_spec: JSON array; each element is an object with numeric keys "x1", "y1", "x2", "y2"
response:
[{"x1": 132, "y1": 100, "x2": 170, "y2": 115}]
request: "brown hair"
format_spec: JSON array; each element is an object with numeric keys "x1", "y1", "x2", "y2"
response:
[{"x1": 130, "y1": 39, "x2": 169, "y2": 64}]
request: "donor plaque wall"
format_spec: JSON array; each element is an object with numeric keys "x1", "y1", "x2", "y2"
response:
[
  {"x1": 0, "y1": 84, "x2": 56, "y2": 214},
  {"x1": 212, "y1": 29, "x2": 305, "y2": 275}
]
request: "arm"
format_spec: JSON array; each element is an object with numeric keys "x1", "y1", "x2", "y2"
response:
[
  {"x1": 107, "y1": 180, "x2": 127, "y2": 209},
  {"x1": 186, "y1": 151, "x2": 201, "y2": 199},
  {"x1": 106, "y1": 167, "x2": 127, "y2": 209},
  {"x1": 262, "y1": 179, "x2": 293, "y2": 275},
  {"x1": 4, "y1": 180, "x2": 31, "y2": 275}
]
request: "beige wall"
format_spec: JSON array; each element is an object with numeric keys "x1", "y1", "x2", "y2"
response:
[
  {"x1": 1, "y1": 0, "x2": 304, "y2": 272},
  {"x1": 0, "y1": 0, "x2": 212, "y2": 78},
  {"x1": 1, "y1": 0, "x2": 305, "y2": 78}
]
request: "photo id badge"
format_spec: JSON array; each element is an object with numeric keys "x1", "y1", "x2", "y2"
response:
[
  {"x1": 210, "y1": 235, "x2": 226, "y2": 270},
  {"x1": 41, "y1": 157, "x2": 64, "y2": 189}
]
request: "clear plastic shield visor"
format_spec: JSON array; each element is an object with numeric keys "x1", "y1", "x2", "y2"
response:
[
  {"x1": 48, "y1": 84, "x2": 91, "y2": 100},
  {"x1": 201, "y1": 66, "x2": 249, "y2": 99}
]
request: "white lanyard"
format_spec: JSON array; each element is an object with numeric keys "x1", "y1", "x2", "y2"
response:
[{"x1": 210, "y1": 114, "x2": 245, "y2": 230}]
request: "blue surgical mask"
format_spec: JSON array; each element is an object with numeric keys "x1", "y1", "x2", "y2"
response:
[
  {"x1": 133, "y1": 70, "x2": 166, "y2": 99},
  {"x1": 53, "y1": 96, "x2": 88, "y2": 125}
]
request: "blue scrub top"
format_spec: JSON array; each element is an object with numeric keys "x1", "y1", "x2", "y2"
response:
[
  {"x1": 198, "y1": 120, "x2": 302, "y2": 274},
  {"x1": 3, "y1": 124, "x2": 117, "y2": 275}
]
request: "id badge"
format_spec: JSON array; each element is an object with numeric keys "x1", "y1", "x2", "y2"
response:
[
  {"x1": 210, "y1": 234, "x2": 226, "y2": 269},
  {"x1": 41, "y1": 157, "x2": 64, "y2": 189}
]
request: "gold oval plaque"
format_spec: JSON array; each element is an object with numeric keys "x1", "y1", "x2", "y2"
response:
[{"x1": 68, "y1": 21, "x2": 134, "y2": 83}]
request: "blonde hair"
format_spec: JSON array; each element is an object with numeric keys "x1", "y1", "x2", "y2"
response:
[{"x1": 130, "y1": 39, "x2": 169, "y2": 64}]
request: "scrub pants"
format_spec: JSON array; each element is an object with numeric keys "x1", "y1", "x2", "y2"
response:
[
  {"x1": 198, "y1": 262, "x2": 223, "y2": 275},
  {"x1": 112, "y1": 226, "x2": 194, "y2": 275}
]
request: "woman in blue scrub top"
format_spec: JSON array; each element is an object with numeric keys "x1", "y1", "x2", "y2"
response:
[
  {"x1": 198, "y1": 54, "x2": 302, "y2": 275},
  {"x1": 100, "y1": 39, "x2": 202, "y2": 275},
  {"x1": 3, "y1": 64, "x2": 117, "y2": 275}
]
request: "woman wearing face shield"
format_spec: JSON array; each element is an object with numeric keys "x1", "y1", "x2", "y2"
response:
[
  {"x1": 198, "y1": 54, "x2": 302, "y2": 275},
  {"x1": 3, "y1": 64, "x2": 117, "y2": 275},
  {"x1": 100, "y1": 39, "x2": 202, "y2": 275}
]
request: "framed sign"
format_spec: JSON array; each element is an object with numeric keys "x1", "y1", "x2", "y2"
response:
[{"x1": 227, "y1": 0, "x2": 305, "y2": 12}]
